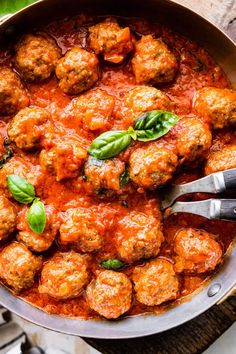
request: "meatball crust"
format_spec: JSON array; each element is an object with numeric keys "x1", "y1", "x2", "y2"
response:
[
  {"x1": 88, "y1": 18, "x2": 134, "y2": 64},
  {"x1": 133, "y1": 258, "x2": 179, "y2": 306},
  {"x1": 0, "y1": 157, "x2": 43, "y2": 191},
  {"x1": 15, "y1": 34, "x2": 61, "y2": 82},
  {"x1": 56, "y1": 47, "x2": 100, "y2": 95},
  {"x1": 175, "y1": 117, "x2": 212, "y2": 162},
  {"x1": 8, "y1": 106, "x2": 50, "y2": 150},
  {"x1": 86, "y1": 270, "x2": 132, "y2": 319},
  {"x1": 0, "y1": 66, "x2": 29, "y2": 115},
  {"x1": 0, "y1": 242, "x2": 42, "y2": 293},
  {"x1": 129, "y1": 144, "x2": 178, "y2": 189},
  {"x1": 84, "y1": 157, "x2": 126, "y2": 193},
  {"x1": 0, "y1": 196, "x2": 17, "y2": 241},
  {"x1": 40, "y1": 139, "x2": 87, "y2": 181},
  {"x1": 131, "y1": 35, "x2": 178, "y2": 85},
  {"x1": 38, "y1": 252, "x2": 89, "y2": 299},
  {"x1": 59, "y1": 208, "x2": 104, "y2": 253},
  {"x1": 193, "y1": 87, "x2": 236, "y2": 129},
  {"x1": 174, "y1": 228, "x2": 222, "y2": 274},
  {"x1": 67, "y1": 88, "x2": 115, "y2": 132},
  {"x1": 17, "y1": 205, "x2": 59, "y2": 252},
  {"x1": 205, "y1": 145, "x2": 236, "y2": 175},
  {"x1": 115, "y1": 211, "x2": 164, "y2": 263},
  {"x1": 124, "y1": 86, "x2": 172, "y2": 122}
]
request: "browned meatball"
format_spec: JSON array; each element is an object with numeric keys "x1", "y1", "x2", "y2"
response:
[
  {"x1": 17, "y1": 205, "x2": 59, "y2": 252},
  {"x1": 86, "y1": 270, "x2": 132, "y2": 319},
  {"x1": 38, "y1": 252, "x2": 89, "y2": 299},
  {"x1": 0, "y1": 156, "x2": 43, "y2": 191},
  {"x1": 39, "y1": 138, "x2": 87, "y2": 181},
  {"x1": 0, "y1": 66, "x2": 29, "y2": 115},
  {"x1": 124, "y1": 86, "x2": 172, "y2": 123},
  {"x1": 0, "y1": 242, "x2": 42, "y2": 293},
  {"x1": 174, "y1": 228, "x2": 222, "y2": 273},
  {"x1": 175, "y1": 117, "x2": 212, "y2": 162},
  {"x1": 129, "y1": 144, "x2": 178, "y2": 189},
  {"x1": 59, "y1": 208, "x2": 104, "y2": 253},
  {"x1": 84, "y1": 157, "x2": 126, "y2": 194},
  {"x1": 0, "y1": 196, "x2": 17, "y2": 241},
  {"x1": 8, "y1": 106, "x2": 50, "y2": 150},
  {"x1": 115, "y1": 211, "x2": 164, "y2": 263},
  {"x1": 15, "y1": 34, "x2": 61, "y2": 82},
  {"x1": 131, "y1": 35, "x2": 178, "y2": 85},
  {"x1": 65, "y1": 88, "x2": 115, "y2": 132},
  {"x1": 193, "y1": 87, "x2": 236, "y2": 129},
  {"x1": 205, "y1": 145, "x2": 236, "y2": 175},
  {"x1": 56, "y1": 47, "x2": 100, "y2": 95},
  {"x1": 133, "y1": 258, "x2": 179, "y2": 306},
  {"x1": 88, "y1": 18, "x2": 134, "y2": 64}
]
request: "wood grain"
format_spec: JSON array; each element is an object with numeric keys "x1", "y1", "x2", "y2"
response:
[{"x1": 84, "y1": 298, "x2": 236, "y2": 354}]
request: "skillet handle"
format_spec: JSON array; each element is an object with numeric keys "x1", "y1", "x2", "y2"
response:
[
  {"x1": 222, "y1": 168, "x2": 236, "y2": 189},
  {"x1": 219, "y1": 199, "x2": 236, "y2": 221}
]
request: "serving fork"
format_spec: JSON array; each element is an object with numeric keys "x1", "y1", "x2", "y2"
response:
[{"x1": 161, "y1": 168, "x2": 236, "y2": 221}]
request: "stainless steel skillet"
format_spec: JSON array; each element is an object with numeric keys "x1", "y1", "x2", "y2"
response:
[{"x1": 0, "y1": 0, "x2": 235, "y2": 339}]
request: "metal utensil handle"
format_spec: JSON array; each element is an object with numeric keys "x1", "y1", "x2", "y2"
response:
[
  {"x1": 219, "y1": 199, "x2": 236, "y2": 221},
  {"x1": 222, "y1": 168, "x2": 236, "y2": 189}
]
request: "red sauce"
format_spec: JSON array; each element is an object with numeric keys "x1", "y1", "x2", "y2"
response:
[{"x1": 0, "y1": 15, "x2": 235, "y2": 320}]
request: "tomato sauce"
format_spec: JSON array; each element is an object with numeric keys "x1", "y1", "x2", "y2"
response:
[{"x1": 0, "y1": 15, "x2": 235, "y2": 319}]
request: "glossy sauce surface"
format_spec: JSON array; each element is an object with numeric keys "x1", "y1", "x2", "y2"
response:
[{"x1": 0, "y1": 15, "x2": 235, "y2": 319}]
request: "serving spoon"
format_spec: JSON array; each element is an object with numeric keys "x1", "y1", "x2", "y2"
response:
[{"x1": 161, "y1": 168, "x2": 236, "y2": 221}]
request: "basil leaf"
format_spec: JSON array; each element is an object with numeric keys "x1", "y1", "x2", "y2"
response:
[
  {"x1": 134, "y1": 110, "x2": 179, "y2": 142},
  {"x1": 27, "y1": 199, "x2": 46, "y2": 234},
  {"x1": 0, "y1": 139, "x2": 13, "y2": 169},
  {"x1": 0, "y1": 0, "x2": 36, "y2": 15},
  {"x1": 119, "y1": 167, "x2": 130, "y2": 186},
  {"x1": 88, "y1": 130, "x2": 132, "y2": 160},
  {"x1": 7, "y1": 175, "x2": 35, "y2": 204},
  {"x1": 100, "y1": 259, "x2": 126, "y2": 270}
]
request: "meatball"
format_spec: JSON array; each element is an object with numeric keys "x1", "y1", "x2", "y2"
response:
[
  {"x1": 39, "y1": 139, "x2": 87, "y2": 181},
  {"x1": 193, "y1": 87, "x2": 236, "y2": 129},
  {"x1": 56, "y1": 47, "x2": 100, "y2": 95},
  {"x1": 0, "y1": 66, "x2": 29, "y2": 116},
  {"x1": 66, "y1": 88, "x2": 115, "y2": 132},
  {"x1": 88, "y1": 18, "x2": 134, "y2": 64},
  {"x1": 0, "y1": 242, "x2": 42, "y2": 293},
  {"x1": 86, "y1": 270, "x2": 132, "y2": 319},
  {"x1": 124, "y1": 86, "x2": 172, "y2": 122},
  {"x1": 17, "y1": 205, "x2": 59, "y2": 252},
  {"x1": 38, "y1": 252, "x2": 89, "y2": 299},
  {"x1": 115, "y1": 211, "x2": 164, "y2": 263},
  {"x1": 8, "y1": 106, "x2": 50, "y2": 150},
  {"x1": 174, "y1": 228, "x2": 222, "y2": 273},
  {"x1": 133, "y1": 258, "x2": 179, "y2": 306},
  {"x1": 175, "y1": 117, "x2": 212, "y2": 162},
  {"x1": 84, "y1": 157, "x2": 126, "y2": 193},
  {"x1": 59, "y1": 208, "x2": 104, "y2": 253},
  {"x1": 205, "y1": 145, "x2": 236, "y2": 175},
  {"x1": 131, "y1": 35, "x2": 178, "y2": 85},
  {"x1": 129, "y1": 144, "x2": 178, "y2": 189},
  {"x1": 15, "y1": 34, "x2": 61, "y2": 82},
  {"x1": 0, "y1": 156, "x2": 43, "y2": 191},
  {"x1": 0, "y1": 196, "x2": 17, "y2": 241}
]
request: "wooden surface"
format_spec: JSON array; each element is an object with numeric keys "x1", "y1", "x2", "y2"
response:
[{"x1": 85, "y1": 1, "x2": 236, "y2": 353}]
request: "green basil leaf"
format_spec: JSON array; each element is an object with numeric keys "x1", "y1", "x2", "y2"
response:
[
  {"x1": 7, "y1": 175, "x2": 35, "y2": 204},
  {"x1": 133, "y1": 110, "x2": 179, "y2": 142},
  {"x1": 0, "y1": 0, "x2": 37, "y2": 15},
  {"x1": 100, "y1": 259, "x2": 126, "y2": 270},
  {"x1": 119, "y1": 167, "x2": 130, "y2": 186},
  {"x1": 27, "y1": 199, "x2": 46, "y2": 234},
  {"x1": 88, "y1": 130, "x2": 132, "y2": 159},
  {"x1": 0, "y1": 138, "x2": 13, "y2": 169}
]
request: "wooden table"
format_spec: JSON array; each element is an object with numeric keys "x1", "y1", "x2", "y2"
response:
[{"x1": 85, "y1": 1, "x2": 236, "y2": 352}]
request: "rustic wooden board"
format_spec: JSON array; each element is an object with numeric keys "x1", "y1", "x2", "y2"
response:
[{"x1": 84, "y1": 297, "x2": 236, "y2": 354}]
